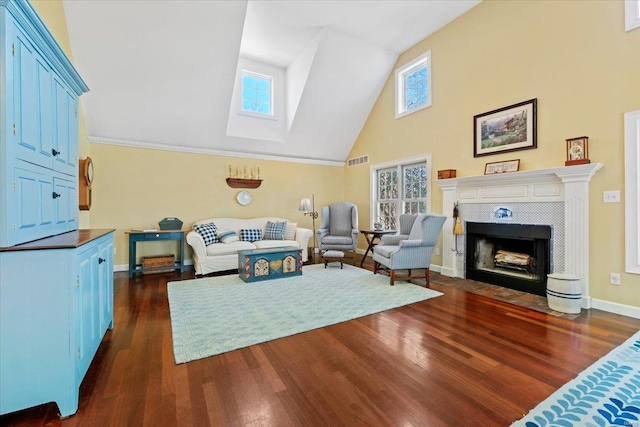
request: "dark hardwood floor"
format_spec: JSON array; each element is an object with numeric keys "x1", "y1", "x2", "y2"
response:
[{"x1": 3, "y1": 256, "x2": 640, "y2": 426}]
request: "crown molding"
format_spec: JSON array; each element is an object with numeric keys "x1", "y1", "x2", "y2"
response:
[{"x1": 88, "y1": 136, "x2": 345, "y2": 167}]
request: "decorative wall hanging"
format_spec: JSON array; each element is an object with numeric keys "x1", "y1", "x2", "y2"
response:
[{"x1": 474, "y1": 98, "x2": 537, "y2": 157}]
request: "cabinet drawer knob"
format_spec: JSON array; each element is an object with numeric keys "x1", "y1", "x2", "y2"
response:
[
  {"x1": 52, "y1": 148, "x2": 60, "y2": 157},
  {"x1": 52, "y1": 192, "x2": 61, "y2": 199},
  {"x1": 98, "y1": 258, "x2": 106, "y2": 264}
]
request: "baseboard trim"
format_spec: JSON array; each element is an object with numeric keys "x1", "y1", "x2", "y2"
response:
[{"x1": 591, "y1": 298, "x2": 640, "y2": 319}]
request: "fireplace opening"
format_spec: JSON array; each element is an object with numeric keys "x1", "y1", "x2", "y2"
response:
[{"x1": 465, "y1": 222, "x2": 551, "y2": 296}]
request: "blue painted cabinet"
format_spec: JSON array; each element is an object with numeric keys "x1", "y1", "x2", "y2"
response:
[
  {"x1": 0, "y1": 230, "x2": 115, "y2": 417},
  {"x1": 0, "y1": 0, "x2": 106, "y2": 419},
  {"x1": 0, "y1": 0, "x2": 88, "y2": 247}
]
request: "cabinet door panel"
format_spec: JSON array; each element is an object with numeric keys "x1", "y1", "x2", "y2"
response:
[
  {"x1": 76, "y1": 245, "x2": 100, "y2": 381},
  {"x1": 52, "y1": 76, "x2": 77, "y2": 176},
  {"x1": 13, "y1": 24, "x2": 54, "y2": 169},
  {"x1": 98, "y1": 240, "x2": 114, "y2": 332},
  {"x1": 10, "y1": 166, "x2": 55, "y2": 246},
  {"x1": 53, "y1": 177, "x2": 77, "y2": 233}
]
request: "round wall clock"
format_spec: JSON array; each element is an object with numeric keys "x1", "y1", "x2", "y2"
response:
[
  {"x1": 83, "y1": 156, "x2": 94, "y2": 186},
  {"x1": 79, "y1": 157, "x2": 93, "y2": 210}
]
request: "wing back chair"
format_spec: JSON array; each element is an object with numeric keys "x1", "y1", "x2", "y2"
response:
[
  {"x1": 373, "y1": 213, "x2": 446, "y2": 286},
  {"x1": 316, "y1": 202, "x2": 358, "y2": 254}
]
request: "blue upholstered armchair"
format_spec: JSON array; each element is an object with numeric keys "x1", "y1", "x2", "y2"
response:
[
  {"x1": 316, "y1": 202, "x2": 358, "y2": 254},
  {"x1": 373, "y1": 214, "x2": 446, "y2": 286}
]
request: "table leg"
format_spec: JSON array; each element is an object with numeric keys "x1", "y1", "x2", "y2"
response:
[
  {"x1": 360, "y1": 234, "x2": 375, "y2": 267},
  {"x1": 128, "y1": 238, "x2": 136, "y2": 278},
  {"x1": 179, "y1": 234, "x2": 185, "y2": 274}
]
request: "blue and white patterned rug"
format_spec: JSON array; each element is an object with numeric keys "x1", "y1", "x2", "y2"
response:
[
  {"x1": 512, "y1": 329, "x2": 640, "y2": 427},
  {"x1": 167, "y1": 264, "x2": 442, "y2": 364}
]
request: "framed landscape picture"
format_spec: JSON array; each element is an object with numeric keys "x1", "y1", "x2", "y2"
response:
[{"x1": 474, "y1": 98, "x2": 537, "y2": 157}]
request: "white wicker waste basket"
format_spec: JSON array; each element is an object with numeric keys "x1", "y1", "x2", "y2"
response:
[{"x1": 546, "y1": 273, "x2": 581, "y2": 314}]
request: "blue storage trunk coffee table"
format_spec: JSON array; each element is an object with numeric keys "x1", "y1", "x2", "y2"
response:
[{"x1": 238, "y1": 247, "x2": 303, "y2": 283}]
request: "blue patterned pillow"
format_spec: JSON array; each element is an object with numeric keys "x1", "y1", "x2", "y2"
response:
[
  {"x1": 264, "y1": 221, "x2": 286, "y2": 240},
  {"x1": 240, "y1": 228, "x2": 262, "y2": 242},
  {"x1": 218, "y1": 229, "x2": 239, "y2": 244},
  {"x1": 194, "y1": 222, "x2": 218, "y2": 245}
]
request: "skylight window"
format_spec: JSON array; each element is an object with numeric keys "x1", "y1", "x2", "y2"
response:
[
  {"x1": 241, "y1": 71, "x2": 273, "y2": 117},
  {"x1": 395, "y1": 50, "x2": 431, "y2": 119}
]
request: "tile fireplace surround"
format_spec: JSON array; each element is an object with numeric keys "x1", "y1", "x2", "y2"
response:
[{"x1": 435, "y1": 164, "x2": 603, "y2": 309}]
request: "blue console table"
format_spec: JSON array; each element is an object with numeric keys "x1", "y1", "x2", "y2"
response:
[{"x1": 127, "y1": 230, "x2": 185, "y2": 277}]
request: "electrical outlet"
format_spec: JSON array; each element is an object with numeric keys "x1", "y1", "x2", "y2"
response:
[
  {"x1": 603, "y1": 190, "x2": 620, "y2": 203},
  {"x1": 113, "y1": 247, "x2": 117, "y2": 255},
  {"x1": 435, "y1": 248, "x2": 441, "y2": 256},
  {"x1": 610, "y1": 273, "x2": 621, "y2": 285}
]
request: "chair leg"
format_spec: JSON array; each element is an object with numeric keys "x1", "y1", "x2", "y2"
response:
[
  {"x1": 373, "y1": 261, "x2": 378, "y2": 274},
  {"x1": 425, "y1": 268, "x2": 430, "y2": 286},
  {"x1": 390, "y1": 270, "x2": 395, "y2": 286}
]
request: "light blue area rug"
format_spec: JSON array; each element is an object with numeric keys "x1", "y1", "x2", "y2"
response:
[
  {"x1": 512, "y1": 329, "x2": 640, "y2": 427},
  {"x1": 167, "y1": 264, "x2": 442, "y2": 364}
]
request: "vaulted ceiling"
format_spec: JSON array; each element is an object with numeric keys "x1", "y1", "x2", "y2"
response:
[{"x1": 62, "y1": 0, "x2": 480, "y2": 165}]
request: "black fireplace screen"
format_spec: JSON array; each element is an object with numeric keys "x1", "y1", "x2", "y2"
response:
[{"x1": 465, "y1": 222, "x2": 551, "y2": 296}]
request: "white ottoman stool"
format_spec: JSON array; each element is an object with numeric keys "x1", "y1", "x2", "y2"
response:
[
  {"x1": 323, "y1": 250, "x2": 344, "y2": 269},
  {"x1": 547, "y1": 273, "x2": 582, "y2": 314}
]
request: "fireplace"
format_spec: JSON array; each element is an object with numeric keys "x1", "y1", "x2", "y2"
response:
[
  {"x1": 435, "y1": 164, "x2": 602, "y2": 308},
  {"x1": 465, "y1": 222, "x2": 551, "y2": 296}
]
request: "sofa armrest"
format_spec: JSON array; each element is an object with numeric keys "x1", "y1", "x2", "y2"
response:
[
  {"x1": 295, "y1": 227, "x2": 312, "y2": 261},
  {"x1": 186, "y1": 231, "x2": 207, "y2": 259}
]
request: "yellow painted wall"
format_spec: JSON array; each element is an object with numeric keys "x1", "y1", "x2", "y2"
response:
[
  {"x1": 348, "y1": 0, "x2": 640, "y2": 306},
  {"x1": 31, "y1": 0, "x2": 91, "y2": 228},
  {"x1": 88, "y1": 144, "x2": 344, "y2": 266}
]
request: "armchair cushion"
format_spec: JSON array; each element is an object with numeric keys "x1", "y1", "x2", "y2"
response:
[
  {"x1": 373, "y1": 245, "x2": 400, "y2": 258},
  {"x1": 194, "y1": 222, "x2": 219, "y2": 245}
]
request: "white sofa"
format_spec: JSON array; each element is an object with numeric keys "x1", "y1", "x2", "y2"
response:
[{"x1": 186, "y1": 217, "x2": 312, "y2": 275}]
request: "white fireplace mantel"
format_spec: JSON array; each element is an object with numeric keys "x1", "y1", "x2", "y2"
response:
[{"x1": 434, "y1": 163, "x2": 603, "y2": 308}]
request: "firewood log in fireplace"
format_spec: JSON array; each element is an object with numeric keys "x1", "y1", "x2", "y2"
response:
[{"x1": 494, "y1": 250, "x2": 534, "y2": 271}]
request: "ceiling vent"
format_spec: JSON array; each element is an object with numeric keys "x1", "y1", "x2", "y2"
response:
[{"x1": 347, "y1": 155, "x2": 369, "y2": 167}]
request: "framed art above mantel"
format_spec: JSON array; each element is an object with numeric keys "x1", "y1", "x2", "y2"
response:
[{"x1": 474, "y1": 98, "x2": 537, "y2": 157}]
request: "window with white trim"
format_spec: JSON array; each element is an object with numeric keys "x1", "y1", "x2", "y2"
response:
[
  {"x1": 372, "y1": 157, "x2": 431, "y2": 230},
  {"x1": 240, "y1": 71, "x2": 273, "y2": 117},
  {"x1": 395, "y1": 50, "x2": 431, "y2": 119}
]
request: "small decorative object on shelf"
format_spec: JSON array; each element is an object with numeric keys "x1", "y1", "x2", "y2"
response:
[
  {"x1": 437, "y1": 169, "x2": 457, "y2": 179},
  {"x1": 226, "y1": 178, "x2": 262, "y2": 189},
  {"x1": 484, "y1": 159, "x2": 520, "y2": 175},
  {"x1": 228, "y1": 164, "x2": 260, "y2": 179},
  {"x1": 565, "y1": 136, "x2": 590, "y2": 166}
]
